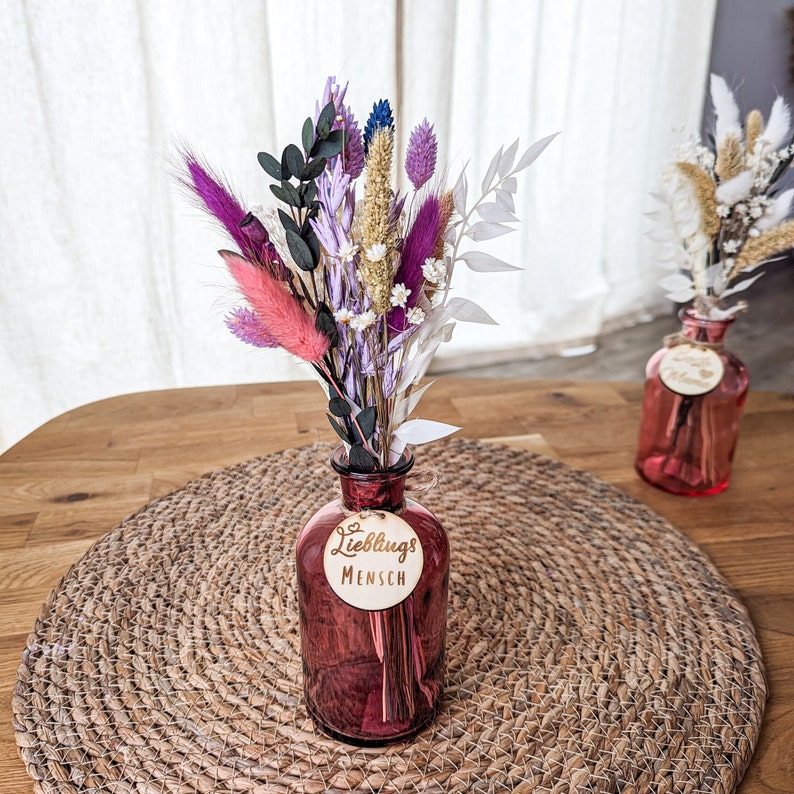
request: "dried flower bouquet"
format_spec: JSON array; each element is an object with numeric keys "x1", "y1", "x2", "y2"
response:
[
  {"x1": 178, "y1": 77, "x2": 556, "y2": 471},
  {"x1": 652, "y1": 74, "x2": 794, "y2": 318}
]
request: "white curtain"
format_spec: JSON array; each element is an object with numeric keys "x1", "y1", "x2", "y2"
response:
[{"x1": 0, "y1": 0, "x2": 716, "y2": 452}]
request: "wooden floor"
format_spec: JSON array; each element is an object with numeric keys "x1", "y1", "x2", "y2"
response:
[{"x1": 449, "y1": 266, "x2": 794, "y2": 392}]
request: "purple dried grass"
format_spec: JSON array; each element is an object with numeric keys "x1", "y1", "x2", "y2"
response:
[
  {"x1": 389, "y1": 195, "x2": 441, "y2": 328},
  {"x1": 177, "y1": 148, "x2": 249, "y2": 252},
  {"x1": 225, "y1": 307, "x2": 279, "y2": 348},
  {"x1": 405, "y1": 119, "x2": 437, "y2": 190}
]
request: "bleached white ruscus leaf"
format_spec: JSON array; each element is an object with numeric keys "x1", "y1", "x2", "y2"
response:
[
  {"x1": 446, "y1": 297, "x2": 497, "y2": 324},
  {"x1": 391, "y1": 380, "x2": 436, "y2": 426},
  {"x1": 389, "y1": 419, "x2": 461, "y2": 464},
  {"x1": 495, "y1": 189, "x2": 515, "y2": 213},
  {"x1": 498, "y1": 139, "x2": 519, "y2": 178},
  {"x1": 481, "y1": 146, "x2": 504, "y2": 193},
  {"x1": 465, "y1": 221, "x2": 515, "y2": 241},
  {"x1": 393, "y1": 419, "x2": 460, "y2": 447},
  {"x1": 476, "y1": 201, "x2": 518, "y2": 223},
  {"x1": 459, "y1": 251, "x2": 522, "y2": 272},
  {"x1": 514, "y1": 131, "x2": 561, "y2": 172},
  {"x1": 452, "y1": 167, "x2": 469, "y2": 215},
  {"x1": 659, "y1": 272, "x2": 696, "y2": 302},
  {"x1": 719, "y1": 273, "x2": 765, "y2": 298}
]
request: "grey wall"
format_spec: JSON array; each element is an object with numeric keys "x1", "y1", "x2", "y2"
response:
[{"x1": 705, "y1": 0, "x2": 794, "y2": 135}]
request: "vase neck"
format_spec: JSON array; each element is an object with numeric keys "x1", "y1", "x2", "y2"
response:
[
  {"x1": 679, "y1": 308, "x2": 732, "y2": 347},
  {"x1": 332, "y1": 448, "x2": 413, "y2": 512}
]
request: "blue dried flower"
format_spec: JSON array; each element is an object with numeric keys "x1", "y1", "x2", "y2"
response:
[{"x1": 363, "y1": 99, "x2": 394, "y2": 154}]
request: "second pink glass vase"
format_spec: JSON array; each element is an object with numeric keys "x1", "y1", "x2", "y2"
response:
[
  {"x1": 296, "y1": 447, "x2": 449, "y2": 746},
  {"x1": 635, "y1": 308, "x2": 749, "y2": 496}
]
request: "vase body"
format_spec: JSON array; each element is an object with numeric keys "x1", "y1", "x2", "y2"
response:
[
  {"x1": 635, "y1": 308, "x2": 749, "y2": 495},
  {"x1": 296, "y1": 448, "x2": 449, "y2": 745}
]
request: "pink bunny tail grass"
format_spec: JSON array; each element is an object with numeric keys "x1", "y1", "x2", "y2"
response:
[{"x1": 220, "y1": 251, "x2": 330, "y2": 364}]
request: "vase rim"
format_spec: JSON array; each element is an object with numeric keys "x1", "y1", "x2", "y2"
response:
[
  {"x1": 679, "y1": 306, "x2": 735, "y2": 327},
  {"x1": 331, "y1": 446, "x2": 415, "y2": 478}
]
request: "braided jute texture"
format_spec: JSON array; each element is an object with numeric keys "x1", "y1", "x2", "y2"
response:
[{"x1": 13, "y1": 439, "x2": 766, "y2": 793}]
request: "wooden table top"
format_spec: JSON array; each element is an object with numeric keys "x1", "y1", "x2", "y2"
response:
[{"x1": 0, "y1": 377, "x2": 791, "y2": 793}]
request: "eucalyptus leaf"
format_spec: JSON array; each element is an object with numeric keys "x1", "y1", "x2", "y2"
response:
[
  {"x1": 329, "y1": 397, "x2": 351, "y2": 417},
  {"x1": 303, "y1": 225, "x2": 321, "y2": 267},
  {"x1": 312, "y1": 133, "x2": 346, "y2": 160},
  {"x1": 327, "y1": 414, "x2": 352, "y2": 444},
  {"x1": 302, "y1": 117, "x2": 314, "y2": 153},
  {"x1": 257, "y1": 152, "x2": 282, "y2": 180},
  {"x1": 502, "y1": 177, "x2": 518, "y2": 193},
  {"x1": 280, "y1": 148, "x2": 292, "y2": 180},
  {"x1": 277, "y1": 208, "x2": 301, "y2": 238},
  {"x1": 284, "y1": 144, "x2": 304, "y2": 180},
  {"x1": 348, "y1": 444, "x2": 375, "y2": 472},
  {"x1": 465, "y1": 221, "x2": 515, "y2": 241},
  {"x1": 356, "y1": 406, "x2": 377, "y2": 440},
  {"x1": 315, "y1": 302, "x2": 338, "y2": 346},
  {"x1": 269, "y1": 184, "x2": 287, "y2": 203},
  {"x1": 303, "y1": 181, "x2": 318, "y2": 206},
  {"x1": 301, "y1": 157, "x2": 326, "y2": 181},
  {"x1": 286, "y1": 229, "x2": 315, "y2": 270},
  {"x1": 280, "y1": 180, "x2": 303, "y2": 208},
  {"x1": 316, "y1": 101, "x2": 336, "y2": 139}
]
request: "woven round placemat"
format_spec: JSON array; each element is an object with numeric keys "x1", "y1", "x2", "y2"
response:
[{"x1": 14, "y1": 439, "x2": 765, "y2": 793}]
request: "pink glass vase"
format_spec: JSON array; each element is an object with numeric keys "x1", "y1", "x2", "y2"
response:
[
  {"x1": 296, "y1": 447, "x2": 449, "y2": 745},
  {"x1": 635, "y1": 308, "x2": 749, "y2": 496}
]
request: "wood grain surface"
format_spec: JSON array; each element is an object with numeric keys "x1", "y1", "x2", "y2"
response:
[{"x1": 0, "y1": 378, "x2": 792, "y2": 792}]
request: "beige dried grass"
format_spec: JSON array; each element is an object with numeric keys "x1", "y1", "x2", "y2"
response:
[
  {"x1": 359, "y1": 128, "x2": 396, "y2": 313},
  {"x1": 745, "y1": 110, "x2": 764, "y2": 154},
  {"x1": 676, "y1": 162, "x2": 721, "y2": 238},
  {"x1": 715, "y1": 134, "x2": 744, "y2": 181},
  {"x1": 732, "y1": 219, "x2": 794, "y2": 277}
]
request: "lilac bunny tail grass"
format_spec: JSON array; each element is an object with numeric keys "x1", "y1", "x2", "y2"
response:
[
  {"x1": 341, "y1": 104, "x2": 365, "y2": 179},
  {"x1": 178, "y1": 148, "x2": 249, "y2": 251},
  {"x1": 405, "y1": 119, "x2": 437, "y2": 190},
  {"x1": 225, "y1": 307, "x2": 279, "y2": 349}
]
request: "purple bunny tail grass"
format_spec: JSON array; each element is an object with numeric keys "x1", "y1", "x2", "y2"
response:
[
  {"x1": 405, "y1": 119, "x2": 437, "y2": 190},
  {"x1": 389, "y1": 195, "x2": 441, "y2": 330},
  {"x1": 225, "y1": 307, "x2": 280, "y2": 348},
  {"x1": 178, "y1": 148, "x2": 249, "y2": 251}
]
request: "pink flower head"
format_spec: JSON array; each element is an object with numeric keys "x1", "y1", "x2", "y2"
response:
[
  {"x1": 220, "y1": 250, "x2": 330, "y2": 364},
  {"x1": 405, "y1": 119, "x2": 437, "y2": 190}
]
